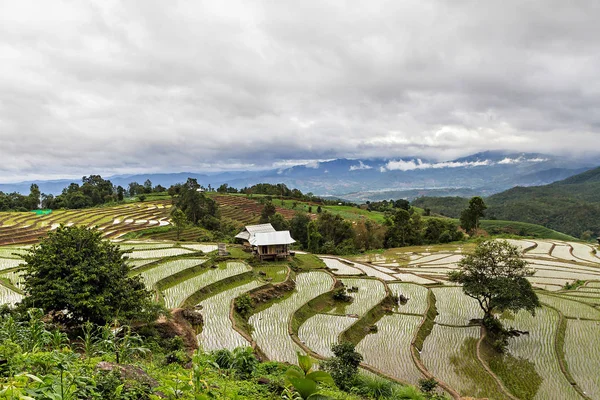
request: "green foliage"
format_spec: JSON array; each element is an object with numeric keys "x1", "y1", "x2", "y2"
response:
[
  {"x1": 20, "y1": 225, "x2": 162, "y2": 326},
  {"x1": 563, "y1": 279, "x2": 585, "y2": 290},
  {"x1": 286, "y1": 352, "x2": 334, "y2": 399},
  {"x1": 234, "y1": 293, "x2": 254, "y2": 317},
  {"x1": 170, "y1": 207, "x2": 188, "y2": 241},
  {"x1": 259, "y1": 201, "x2": 277, "y2": 224},
  {"x1": 320, "y1": 342, "x2": 363, "y2": 390},
  {"x1": 448, "y1": 240, "x2": 540, "y2": 321},
  {"x1": 460, "y1": 196, "x2": 487, "y2": 233},
  {"x1": 384, "y1": 209, "x2": 423, "y2": 247},
  {"x1": 174, "y1": 178, "x2": 220, "y2": 230},
  {"x1": 269, "y1": 212, "x2": 290, "y2": 231},
  {"x1": 290, "y1": 212, "x2": 311, "y2": 249}
]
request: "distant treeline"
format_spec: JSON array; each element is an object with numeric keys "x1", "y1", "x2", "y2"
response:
[
  {"x1": 0, "y1": 175, "x2": 169, "y2": 211},
  {"x1": 217, "y1": 182, "x2": 356, "y2": 207}
]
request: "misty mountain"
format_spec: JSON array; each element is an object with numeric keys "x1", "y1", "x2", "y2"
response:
[{"x1": 0, "y1": 152, "x2": 594, "y2": 201}]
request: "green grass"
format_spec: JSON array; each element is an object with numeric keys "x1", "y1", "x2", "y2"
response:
[
  {"x1": 292, "y1": 253, "x2": 326, "y2": 270},
  {"x1": 252, "y1": 265, "x2": 288, "y2": 283},
  {"x1": 479, "y1": 220, "x2": 578, "y2": 241}
]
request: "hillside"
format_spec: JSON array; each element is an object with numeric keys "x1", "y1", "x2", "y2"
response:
[{"x1": 412, "y1": 166, "x2": 600, "y2": 239}]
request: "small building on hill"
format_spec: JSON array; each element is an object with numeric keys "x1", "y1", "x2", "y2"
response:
[
  {"x1": 235, "y1": 223, "x2": 295, "y2": 260},
  {"x1": 235, "y1": 223, "x2": 276, "y2": 244},
  {"x1": 250, "y1": 231, "x2": 296, "y2": 260}
]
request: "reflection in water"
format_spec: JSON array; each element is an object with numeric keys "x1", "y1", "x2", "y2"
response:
[
  {"x1": 487, "y1": 345, "x2": 543, "y2": 400},
  {"x1": 448, "y1": 337, "x2": 509, "y2": 400}
]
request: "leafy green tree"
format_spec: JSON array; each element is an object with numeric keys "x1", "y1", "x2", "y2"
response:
[
  {"x1": 170, "y1": 207, "x2": 187, "y2": 240},
  {"x1": 174, "y1": 178, "x2": 220, "y2": 229},
  {"x1": 28, "y1": 184, "x2": 41, "y2": 210},
  {"x1": 269, "y1": 212, "x2": 290, "y2": 231},
  {"x1": 290, "y1": 212, "x2": 311, "y2": 249},
  {"x1": 460, "y1": 196, "x2": 487, "y2": 233},
  {"x1": 448, "y1": 240, "x2": 540, "y2": 324},
  {"x1": 384, "y1": 209, "x2": 422, "y2": 247},
  {"x1": 20, "y1": 225, "x2": 162, "y2": 326}
]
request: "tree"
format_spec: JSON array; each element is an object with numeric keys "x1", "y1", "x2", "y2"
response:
[
  {"x1": 449, "y1": 240, "x2": 539, "y2": 324},
  {"x1": 290, "y1": 212, "x2": 311, "y2": 249},
  {"x1": 269, "y1": 212, "x2": 290, "y2": 231},
  {"x1": 460, "y1": 196, "x2": 487, "y2": 233},
  {"x1": 20, "y1": 225, "x2": 162, "y2": 326},
  {"x1": 321, "y1": 342, "x2": 363, "y2": 390},
  {"x1": 259, "y1": 202, "x2": 276, "y2": 224},
  {"x1": 170, "y1": 207, "x2": 187, "y2": 240}
]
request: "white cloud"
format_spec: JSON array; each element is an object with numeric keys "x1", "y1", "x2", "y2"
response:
[
  {"x1": 383, "y1": 159, "x2": 492, "y2": 171},
  {"x1": 349, "y1": 161, "x2": 373, "y2": 171}
]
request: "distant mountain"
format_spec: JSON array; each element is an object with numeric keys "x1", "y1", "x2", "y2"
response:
[{"x1": 0, "y1": 152, "x2": 595, "y2": 200}]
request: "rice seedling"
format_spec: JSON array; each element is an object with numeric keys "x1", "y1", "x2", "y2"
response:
[
  {"x1": 128, "y1": 247, "x2": 194, "y2": 259},
  {"x1": 336, "y1": 278, "x2": 386, "y2": 316},
  {"x1": 196, "y1": 280, "x2": 262, "y2": 351},
  {"x1": 126, "y1": 258, "x2": 160, "y2": 269},
  {"x1": 407, "y1": 253, "x2": 454, "y2": 265},
  {"x1": 421, "y1": 324, "x2": 508, "y2": 399},
  {"x1": 526, "y1": 240, "x2": 555, "y2": 257},
  {"x1": 421, "y1": 254, "x2": 463, "y2": 265},
  {"x1": 493, "y1": 307, "x2": 581, "y2": 400},
  {"x1": 550, "y1": 245, "x2": 576, "y2": 262},
  {"x1": 298, "y1": 314, "x2": 357, "y2": 357},
  {"x1": 537, "y1": 293, "x2": 600, "y2": 320},
  {"x1": 180, "y1": 244, "x2": 218, "y2": 253},
  {"x1": 137, "y1": 258, "x2": 206, "y2": 289},
  {"x1": 350, "y1": 261, "x2": 396, "y2": 281},
  {"x1": 569, "y1": 242, "x2": 600, "y2": 264},
  {"x1": 388, "y1": 283, "x2": 429, "y2": 315},
  {"x1": 392, "y1": 273, "x2": 438, "y2": 285},
  {"x1": 0, "y1": 283, "x2": 23, "y2": 305},
  {"x1": 0, "y1": 258, "x2": 23, "y2": 271},
  {"x1": 0, "y1": 247, "x2": 28, "y2": 259},
  {"x1": 321, "y1": 257, "x2": 363, "y2": 275},
  {"x1": 249, "y1": 271, "x2": 334, "y2": 364},
  {"x1": 431, "y1": 287, "x2": 482, "y2": 325},
  {"x1": 503, "y1": 239, "x2": 536, "y2": 253},
  {"x1": 162, "y1": 261, "x2": 251, "y2": 308},
  {"x1": 356, "y1": 314, "x2": 424, "y2": 385},
  {"x1": 564, "y1": 319, "x2": 600, "y2": 399},
  {"x1": 0, "y1": 269, "x2": 25, "y2": 290}
]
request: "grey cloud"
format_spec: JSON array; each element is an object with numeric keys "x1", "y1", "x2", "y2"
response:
[{"x1": 1, "y1": 0, "x2": 600, "y2": 182}]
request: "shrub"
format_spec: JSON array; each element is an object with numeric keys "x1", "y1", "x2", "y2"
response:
[
  {"x1": 234, "y1": 294, "x2": 253, "y2": 316},
  {"x1": 321, "y1": 342, "x2": 363, "y2": 390}
]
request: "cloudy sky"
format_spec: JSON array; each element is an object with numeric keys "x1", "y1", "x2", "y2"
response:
[{"x1": 1, "y1": 0, "x2": 599, "y2": 182}]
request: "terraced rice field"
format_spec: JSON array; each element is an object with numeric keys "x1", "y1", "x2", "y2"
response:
[
  {"x1": 564, "y1": 320, "x2": 600, "y2": 399},
  {"x1": 357, "y1": 314, "x2": 424, "y2": 384},
  {"x1": 421, "y1": 325, "x2": 507, "y2": 399},
  {"x1": 388, "y1": 283, "x2": 429, "y2": 315},
  {"x1": 137, "y1": 258, "x2": 206, "y2": 289},
  {"x1": 497, "y1": 308, "x2": 581, "y2": 400},
  {"x1": 2, "y1": 237, "x2": 600, "y2": 399},
  {"x1": 249, "y1": 271, "x2": 334, "y2": 364},
  {"x1": 0, "y1": 201, "x2": 171, "y2": 245},
  {"x1": 211, "y1": 194, "x2": 297, "y2": 225},
  {"x1": 162, "y1": 261, "x2": 251, "y2": 308},
  {"x1": 196, "y1": 280, "x2": 263, "y2": 351},
  {"x1": 432, "y1": 287, "x2": 482, "y2": 326},
  {"x1": 336, "y1": 278, "x2": 386, "y2": 315},
  {"x1": 298, "y1": 314, "x2": 357, "y2": 357},
  {"x1": 0, "y1": 283, "x2": 23, "y2": 305},
  {"x1": 320, "y1": 257, "x2": 363, "y2": 275}
]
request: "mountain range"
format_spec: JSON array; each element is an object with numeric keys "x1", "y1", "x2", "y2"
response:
[{"x1": 0, "y1": 151, "x2": 595, "y2": 201}]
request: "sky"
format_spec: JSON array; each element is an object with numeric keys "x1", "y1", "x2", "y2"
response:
[{"x1": 1, "y1": 0, "x2": 599, "y2": 182}]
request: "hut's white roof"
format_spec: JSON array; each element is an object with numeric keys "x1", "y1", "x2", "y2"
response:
[
  {"x1": 235, "y1": 223, "x2": 276, "y2": 240},
  {"x1": 250, "y1": 231, "x2": 296, "y2": 246}
]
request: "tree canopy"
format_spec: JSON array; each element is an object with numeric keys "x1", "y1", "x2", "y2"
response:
[
  {"x1": 20, "y1": 225, "x2": 161, "y2": 326},
  {"x1": 460, "y1": 196, "x2": 487, "y2": 233},
  {"x1": 449, "y1": 240, "x2": 540, "y2": 321}
]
